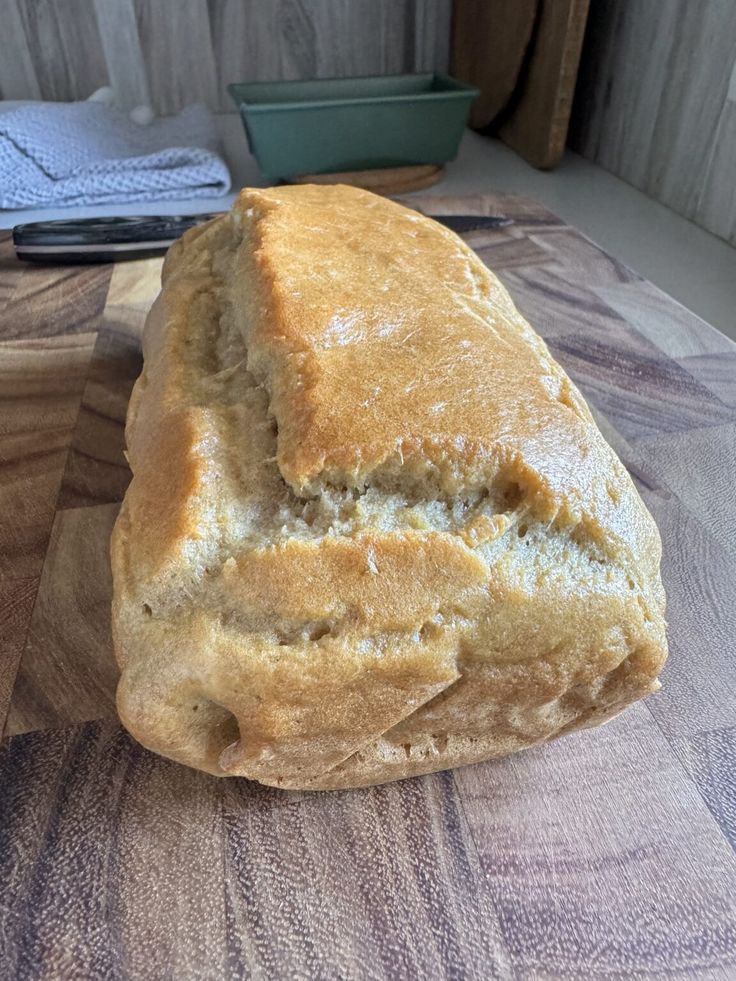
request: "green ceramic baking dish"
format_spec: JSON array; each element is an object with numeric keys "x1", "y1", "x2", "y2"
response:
[{"x1": 228, "y1": 73, "x2": 479, "y2": 179}]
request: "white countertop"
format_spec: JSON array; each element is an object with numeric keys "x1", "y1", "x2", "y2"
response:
[{"x1": 3, "y1": 111, "x2": 735, "y2": 339}]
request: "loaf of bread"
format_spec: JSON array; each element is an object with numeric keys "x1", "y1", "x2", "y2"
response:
[{"x1": 111, "y1": 185, "x2": 668, "y2": 790}]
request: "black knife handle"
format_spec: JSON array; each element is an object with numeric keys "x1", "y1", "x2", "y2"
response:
[{"x1": 13, "y1": 213, "x2": 225, "y2": 263}]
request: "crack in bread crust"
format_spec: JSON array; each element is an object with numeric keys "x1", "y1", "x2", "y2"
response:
[{"x1": 111, "y1": 186, "x2": 668, "y2": 789}]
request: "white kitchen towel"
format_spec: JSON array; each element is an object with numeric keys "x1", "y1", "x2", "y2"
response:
[{"x1": 0, "y1": 101, "x2": 231, "y2": 208}]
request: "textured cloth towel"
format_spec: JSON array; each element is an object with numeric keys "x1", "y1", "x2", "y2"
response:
[{"x1": 0, "y1": 102, "x2": 231, "y2": 208}]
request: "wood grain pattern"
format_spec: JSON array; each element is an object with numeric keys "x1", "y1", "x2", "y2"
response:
[
  {"x1": 450, "y1": 0, "x2": 590, "y2": 168},
  {"x1": 0, "y1": 231, "x2": 20, "y2": 316},
  {"x1": 0, "y1": 722, "x2": 511, "y2": 979},
  {"x1": 0, "y1": 0, "x2": 451, "y2": 112},
  {"x1": 546, "y1": 331, "x2": 734, "y2": 440},
  {"x1": 497, "y1": 0, "x2": 590, "y2": 168},
  {"x1": 456, "y1": 705, "x2": 736, "y2": 977},
  {"x1": 528, "y1": 226, "x2": 641, "y2": 286},
  {"x1": 134, "y1": 0, "x2": 219, "y2": 116},
  {"x1": 0, "y1": 333, "x2": 96, "y2": 582},
  {"x1": 0, "y1": 577, "x2": 38, "y2": 731},
  {"x1": 596, "y1": 281, "x2": 736, "y2": 360},
  {"x1": 16, "y1": 0, "x2": 109, "y2": 104},
  {"x1": 0, "y1": 262, "x2": 111, "y2": 341},
  {"x1": 677, "y1": 350, "x2": 736, "y2": 409},
  {"x1": 634, "y1": 426, "x2": 736, "y2": 558},
  {"x1": 0, "y1": 0, "x2": 40, "y2": 101},
  {"x1": 450, "y1": 0, "x2": 538, "y2": 129},
  {"x1": 412, "y1": 0, "x2": 453, "y2": 74},
  {"x1": 1, "y1": 193, "x2": 736, "y2": 977},
  {"x1": 92, "y1": 0, "x2": 150, "y2": 111},
  {"x1": 56, "y1": 324, "x2": 142, "y2": 509},
  {"x1": 638, "y1": 491, "x2": 736, "y2": 741},
  {"x1": 570, "y1": 0, "x2": 736, "y2": 246},
  {"x1": 6, "y1": 504, "x2": 120, "y2": 737},
  {"x1": 678, "y1": 726, "x2": 736, "y2": 851}
]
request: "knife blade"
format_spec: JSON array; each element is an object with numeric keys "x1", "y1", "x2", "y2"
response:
[
  {"x1": 430, "y1": 214, "x2": 513, "y2": 234},
  {"x1": 12, "y1": 212, "x2": 512, "y2": 263}
]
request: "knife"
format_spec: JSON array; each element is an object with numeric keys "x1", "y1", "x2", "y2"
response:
[{"x1": 12, "y1": 212, "x2": 513, "y2": 263}]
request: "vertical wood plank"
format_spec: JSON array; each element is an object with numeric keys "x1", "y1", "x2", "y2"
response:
[
  {"x1": 92, "y1": 0, "x2": 150, "y2": 110},
  {"x1": 695, "y1": 97, "x2": 736, "y2": 247},
  {"x1": 53, "y1": 258, "x2": 157, "y2": 509},
  {"x1": 0, "y1": 0, "x2": 41, "y2": 100},
  {"x1": 411, "y1": 0, "x2": 452, "y2": 72},
  {"x1": 0, "y1": 723, "x2": 230, "y2": 980},
  {"x1": 1, "y1": 0, "x2": 451, "y2": 112},
  {"x1": 636, "y1": 490, "x2": 736, "y2": 741},
  {"x1": 220, "y1": 773, "x2": 511, "y2": 978},
  {"x1": 17, "y1": 0, "x2": 109, "y2": 101},
  {"x1": 570, "y1": 1, "x2": 681, "y2": 187},
  {"x1": 271, "y1": 0, "x2": 319, "y2": 79},
  {"x1": 287, "y1": 0, "x2": 408, "y2": 80},
  {"x1": 209, "y1": 0, "x2": 432, "y2": 110},
  {"x1": 207, "y1": 0, "x2": 285, "y2": 108},
  {"x1": 677, "y1": 726, "x2": 736, "y2": 852},
  {"x1": 0, "y1": 233, "x2": 20, "y2": 316},
  {"x1": 370, "y1": 0, "x2": 414, "y2": 75},
  {"x1": 450, "y1": 0, "x2": 538, "y2": 129},
  {"x1": 645, "y1": 0, "x2": 736, "y2": 226},
  {"x1": 498, "y1": 0, "x2": 591, "y2": 168},
  {"x1": 134, "y1": 0, "x2": 219, "y2": 114},
  {"x1": 571, "y1": 0, "x2": 736, "y2": 246},
  {"x1": 0, "y1": 334, "x2": 96, "y2": 582}
]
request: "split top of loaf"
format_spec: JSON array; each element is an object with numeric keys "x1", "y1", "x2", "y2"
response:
[{"x1": 234, "y1": 186, "x2": 650, "y2": 560}]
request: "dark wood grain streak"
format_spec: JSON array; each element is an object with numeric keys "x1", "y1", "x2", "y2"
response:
[
  {"x1": 677, "y1": 351, "x2": 736, "y2": 408},
  {"x1": 0, "y1": 334, "x2": 95, "y2": 582},
  {"x1": 677, "y1": 726, "x2": 736, "y2": 852},
  {"x1": 0, "y1": 231, "x2": 18, "y2": 317},
  {"x1": 548, "y1": 333, "x2": 734, "y2": 439},
  {"x1": 57, "y1": 329, "x2": 142, "y2": 509},
  {"x1": 1, "y1": 193, "x2": 736, "y2": 978},
  {"x1": 6, "y1": 505, "x2": 120, "y2": 737},
  {"x1": 0, "y1": 577, "x2": 38, "y2": 736},
  {"x1": 0, "y1": 263, "x2": 112, "y2": 341}
]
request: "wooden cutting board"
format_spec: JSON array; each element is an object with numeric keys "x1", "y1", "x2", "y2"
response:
[
  {"x1": 2, "y1": 195, "x2": 736, "y2": 979},
  {"x1": 452, "y1": 0, "x2": 591, "y2": 168}
]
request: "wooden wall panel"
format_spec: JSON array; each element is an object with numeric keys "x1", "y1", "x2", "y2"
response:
[
  {"x1": 92, "y1": 0, "x2": 150, "y2": 110},
  {"x1": 134, "y1": 0, "x2": 219, "y2": 112},
  {"x1": 0, "y1": 0, "x2": 41, "y2": 100},
  {"x1": 570, "y1": 0, "x2": 736, "y2": 247},
  {"x1": 0, "y1": 0, "x2": 452, "y2": 113}
]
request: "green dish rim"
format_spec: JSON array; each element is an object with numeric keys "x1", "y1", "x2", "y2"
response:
[{"x1": 227, "y1": 73, "x2": 479, "y2": 115}]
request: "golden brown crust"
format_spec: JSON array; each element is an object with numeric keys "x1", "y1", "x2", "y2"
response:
[{"x1": 110, "y1": 185, "x2": 668, "y2": 790}]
